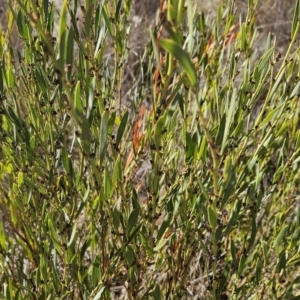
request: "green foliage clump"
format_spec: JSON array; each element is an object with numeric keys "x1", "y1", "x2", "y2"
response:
[{"x1": 0, "y1": 0, "x2": 300, "y2": 299}]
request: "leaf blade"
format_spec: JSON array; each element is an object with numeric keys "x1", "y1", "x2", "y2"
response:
[{"x1": 160, "y1": 38, "x2": 197, "y2": 87}]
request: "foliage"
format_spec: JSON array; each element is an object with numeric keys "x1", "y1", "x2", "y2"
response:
[{"x1": 0, "y1": 0, "x2": 300, "y2": 299}]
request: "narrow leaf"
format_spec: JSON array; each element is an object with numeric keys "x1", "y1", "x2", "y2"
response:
[
  {"x1": 154, "y1": 234, "x2": 174, "y2": 252},
  {"x1": 160, "y1": 38, "x2": 197, "y2": 87},
  {"x1": 127, "y1": 208, "x2": 139, "y2": 234},
  {"x1": 291, "y1": 0, "x2": 300, "y2": 39},
  {"x1": 220, "y1": 156, "x2": 236, "y2": 208},
  {"x1": 67, "y1": 224, "x2": 77, "y2": 248},
  {"x1": 273, "y1": 225, "x2": 289, "y2": 253},
  {"x1": 116, "y1": 111, "x2": 128, "y2": 148},
  {"x1": 255, "y1": 257, "x2": 262, "y2": 285},
  {"x1": 207, "y1": 205, "x2": 218, "y2": 230},
  {"x1": 82, "y1": 117, "x2": 91, "y2": 156},
  {"x1": 100, "y1": 113, "x2": 108, "y2": 166},
  {"x1": 93, "y1": 287, "x2": 106, "y2": 300}
]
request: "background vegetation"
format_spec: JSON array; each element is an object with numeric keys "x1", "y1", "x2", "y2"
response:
[{"x1": 0, "y1": 0, "x2": 300, "y2": 299}]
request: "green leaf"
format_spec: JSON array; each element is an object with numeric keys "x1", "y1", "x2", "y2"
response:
[
  {"x1": 82, "y1": 117, "x2": 91, "y2": 156},
  {"x1": 220, "y1": 156, "x2": 236, "y2": 208},
  {"x1": 167, "y1": 2, "x2": 176, "y2": 21},
  {"x1": 107, "y1": 111, "x2": 116, "y2": 135},
  {"x1": 7, "y1": 106, "x2": 21, "y2": 129},
  {"x1": 127, "y1": 208, "x2": 139, "y2": 234},
  {"x1": 253, "y1": 47, "x2": 274, "y2": 80},
  {"x1": 255, "y1": 257, "x2": 262, "y2": 285},
  {"x1": 288, "y1": 228, "x2": 300, "y2": 250},
  {"x1": 185, "y1": 131, "x2": 197, "y2": 163},
  {"x1": 39, "y1": 255, "x2": 47, "y2": 284},
  {"x1": 84, "y1": 3, "x2": 94, "y2": 40},
  {"x1": 87, "y1": 77, "x2": 96, "y2": 118},
  {"x1": 238, "y1": 254, "x2": 246, "y2": 276},
  {"x1": 66, "y1": 27, "x2": 74, "y2": 67},
  {"x1": 30, "y1": 135, "x2": 36, "y2": 151},
  {"x1": 61, "y1": 147, "x2": 71, "y2": 175},
  {"x1": 126, "y1": 223, "x2": 142, "y2": 246},
  {"x1": 264, "y1": 32, "x2": 273, "y2": 52},
  {"x1": 124, "y1": 245, "x2": 136, "y2": 266},
  {"x1": 163, "y1": 25, "x2": 183, "y2": 46},
  {"x1": 0, "y1": 64, "x2": 3, "y2": 95},
  {"x1": 197, "y1": 177, "x2": 209, "y2": 201},
  {"x1": 268, "y1": 68, "x2": 285, "y2": 101},
  {"x1": 102, "y1": 5, "x2": 112, "y2": 37},
  {"x1": 75, "y1": 184, "x2": 90, "y2": 219},
  {"x1": 131, "y1": 189, "x2": 140, "y2": 211},
  {"x1": 6, "y1": 68, "x2": 15, "y2": 89},
  {"x1": 58, "y1": 0, "x2": 67, "y2": 40},
  {"x1": 154, "y1": 114, "x2": 166, "y2": 148},
  {"x1": 233, "y1": 119, "x2": 244, "y2": 137},
  {"x1": 153, "y1": 284, "x2": 162, "y2": 300},
  {"x1": 67, "y1": 223, "x2": 77, "y2": 248},
  {"x1": 291, "y1": 0, "x2": 300, "y2": 39},
  {"x1": 113, "y1": 155, "x2": 121, "y2": 186},
  {"x1": 35, "y1": 67, "x2": 48, "y2": 95},
  {"x1": 58, "y1": 0, "x2": 68, "y2": 66},
  {"x1": 177, "y1": 0, "x2": 185, "y2": 24},
  {"x1": 275, "y1": 250, "x2": 287, "y2": 274},
  {"x1": 0, "y1": 221, "x2": 7, "y2": 252},
  {"x1": 273, "y1": 225, "x2": 289, "y2": 254},
  {"x1": 43, "y1": 0, "x2": 49, "y2": 21},
  {"x1": 69, "y1": 8, "x2": 80, "y2": 39},
  {"x1": 287, "y1": 253, "x2": 300, "y2": 266},
  {"x1": 240, "y1": 23, "x2": 247, "y2": 51},
  {"x1": 259, "y1": 105, "x2": 281, "y2": 126},
  {"x1": 104, "y1": 165, "x2": 112, "y2": 198},
  {"x1": 113, "y1": 200, "x2": 122, "y2": 231},
  {"x1": 51, "y1": 263, "x2": 60, "y2": 291},
  {"x1": 216, "y1": 114, "x2": 226, "y2": 147},
  {"x1": 207, "y1": 205, "x2": 218, "y2": 230},
  {"x1": 156, "y1": 213, "x2": 171, "y2": 241},
  {"x1": 92, "y1": 287, "x2": 106, "y2": 300},
  {"x1": 225, "y1": 199, "x2": 242, "y2": 236},
  {"x1": 198, "y1": 136, "x2": 207, "y2": 161},
  {"x1": 272, "y1": 166, "x2": 284, "y2": 184},
  {"x1": 186, "y1": 0, "x2": 194, "y2": 53},
  {"x1": 116, "y1": 111, "x2": 128, "y2": 148},
  {"x1": 99, "y1": 113, "x2": 108, "y2": 166},
  {"x1": 74, "y1": 81, "x2": 83, "y2": 120},
  {"x1": 16, "y1": 10, "x2": 27, "y2": 39},
  {"x1": 222, "y1": 88, "x2": 236, "y2": 153},
  {"x1": 248, "y1": 216, "x2": 257, "y2": 249},
  {"x1": 47, "y1": 218, "x2": 62, "y2": 254},
  {"x1": 17, "y1": 171, "x2": 24, "y2": 187},
  {"x1": 290, "y1": 80, "x2": 300, "y2": 99},
  {"x1": 80, "y1": 236, "x2": 91, "y2": 261},
  {"x1": 154, "y1": 234, "x2": 174, "y2": 252},
  {"x1": 160, "y1": 38, "x2": 197, "y2": 87},
  {"x1": 92, "y1": 256, "x2": 101, "y2": 286}
]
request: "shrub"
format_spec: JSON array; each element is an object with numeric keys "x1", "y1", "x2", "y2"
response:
[{"x1": 0, "y1": 0, "x2": 300, "y2": 299}]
